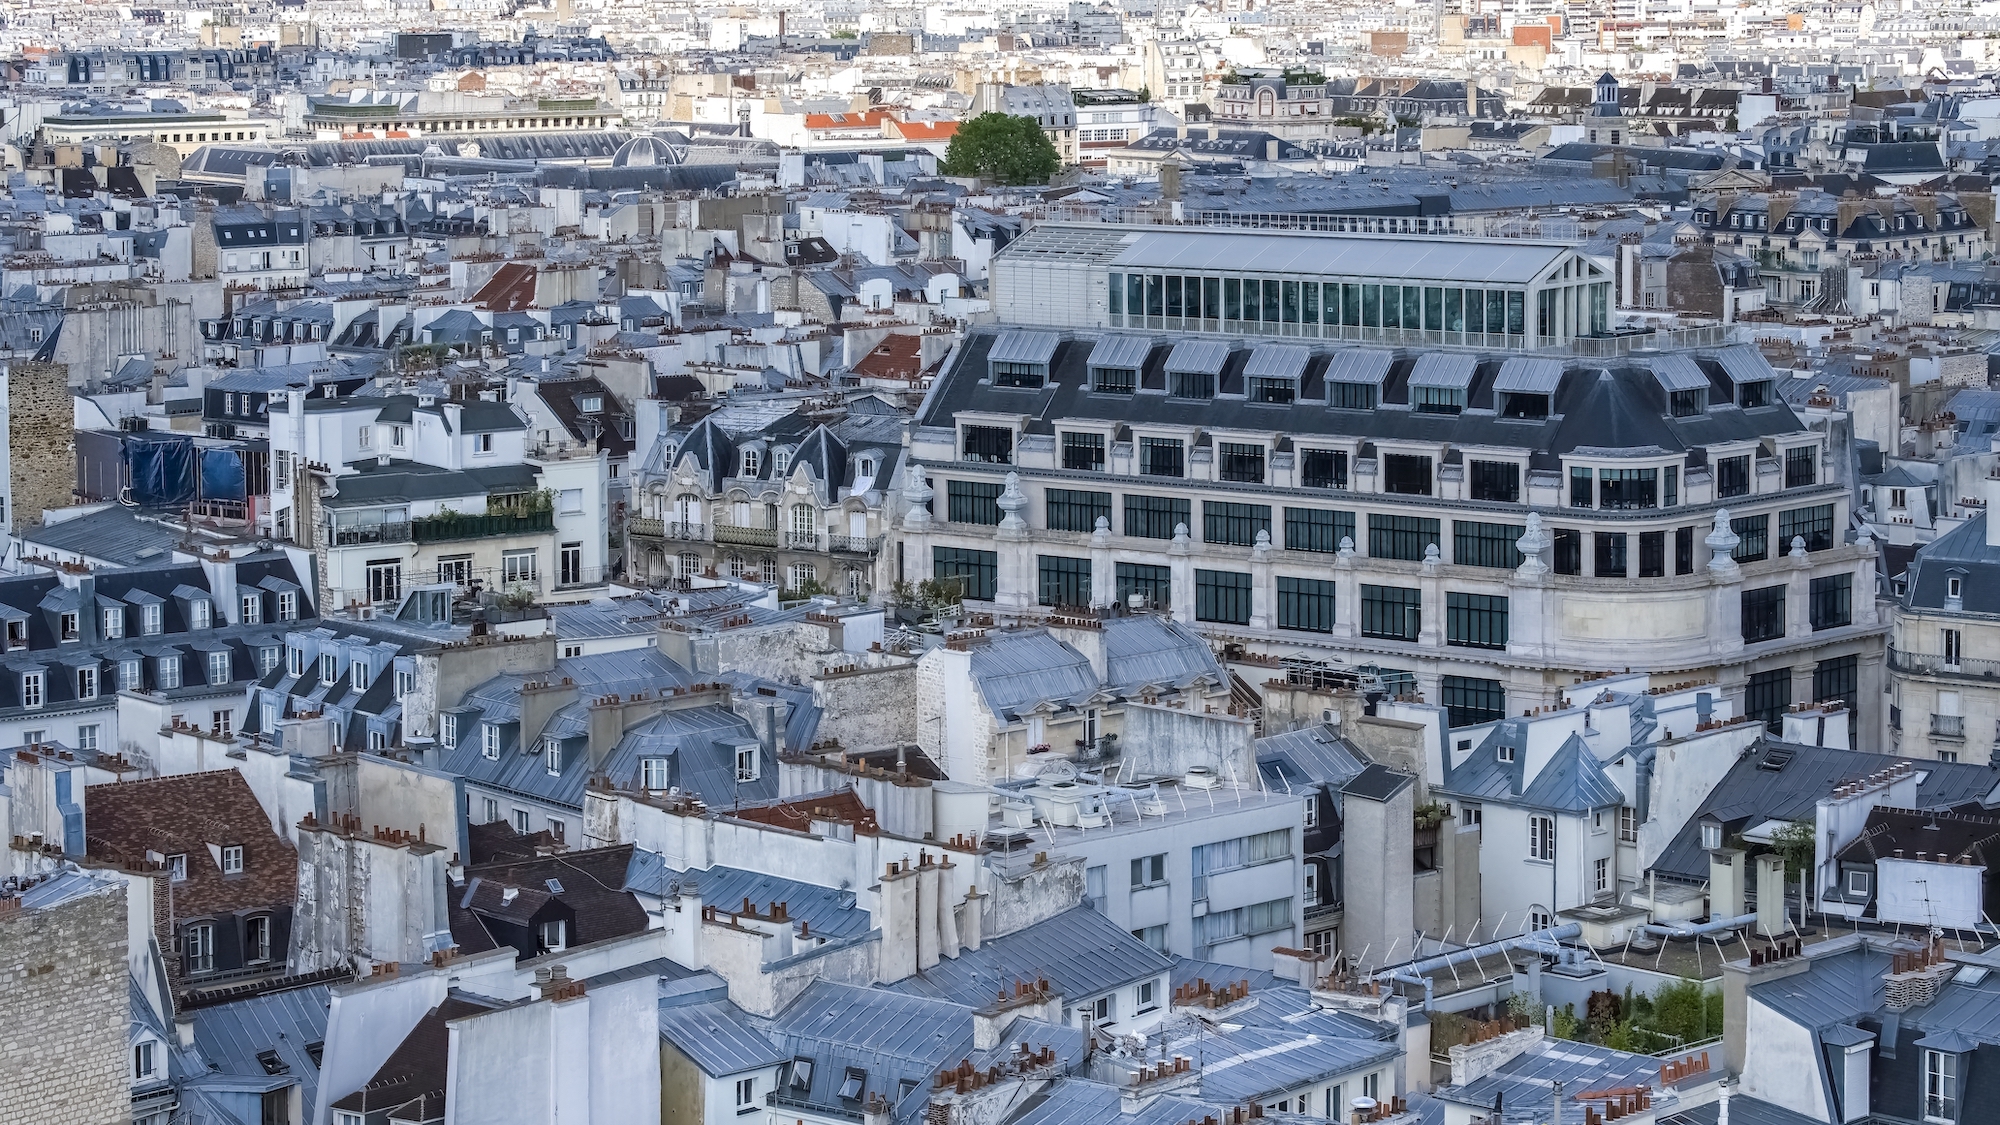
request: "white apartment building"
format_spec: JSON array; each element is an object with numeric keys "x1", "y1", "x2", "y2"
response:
[{"x1": 267, "y1": 389, "x2": 608, "y2": 611}]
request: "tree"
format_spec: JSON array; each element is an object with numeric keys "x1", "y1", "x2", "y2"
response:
[{"x1": 939, "y1": 112, "x2": 1060, "y2": 186}]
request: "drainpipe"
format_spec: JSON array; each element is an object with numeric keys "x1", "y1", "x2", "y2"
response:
[
  {"x1": 1640, "y1": 912, "x2": 1757, "y2": 939},
  {"x1": 1372, "y1": 922, "x2": 1584, "y2": 1011}
]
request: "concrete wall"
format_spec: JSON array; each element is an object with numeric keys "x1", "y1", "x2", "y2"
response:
[
  {"x1": 1343, "y1": 778, "x2": 1414, "y2": 971},
  {"x1": 986, "y1": 853, "x2": 1087, "y2": 939},
  {"x1": 1118, "y1": 702, "x2": 1257, "y2": 783},
  {"x1": 0, "y1": 879, "x2": 129, "y2": 1125},
  {"x1": 291, "y1": 825, "x2": 451, "y2": 973}
]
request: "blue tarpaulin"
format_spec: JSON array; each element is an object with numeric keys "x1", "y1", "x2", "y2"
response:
[
  {"x1": 124, "y1": 435, "x2": 196, "y2": 507},
  {"x1": 200, "y1": 447, "x2": 245, "y2": 502}
]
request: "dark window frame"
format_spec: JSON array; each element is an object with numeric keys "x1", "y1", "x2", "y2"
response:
[
  {"x1": 932, "y1": 547, "x2": 998, "y2": 601},
  {"x1": 1203, "y1": 501, "x2": 1272, "y2": 547},
  {"x1": 1360, "y1": 584, "x2": 1421, "y2": 642},
  {"x1": 1194, "y1": 569, "x2": 1252, "y2": 625},
  {"x1": 1037, "y1": 555, "x2": 1092, "y2": 608},
  {"x1": 1382, "y1": 454, "x2": 1433, "y2": 496},
  {"x1": 1452, "y1": 521, "x2": 1524, "y2": 569},
  {"x1": 1276, "y1": 576, "x2": 1337, "y2": 633},
  {"x1": 1441, "y1": 675, "x2": 1506, "y2": 727},
  {"x1": 1742, "y1": 584, "x2": 1787, "y2": 644},
  {"x1": 1469, "y1": 460, "x2": 1521, "y2": 503},
  {"x1": 1368, "y1": 514, "x2": 1441, "y2": 561},
  {"x1": 1446, "y1": 593, "x2": 1509, "y2": 649},
  {"x1": 1046, "y1": 488, "x2": 1112, "y2": 533},
  {"x1": 946, "y1": 480, "x2": 1004, "y2": 526},
  {"x1": 1061, "y1": 431, "x2": 1106, "y2": 472},
  {"x1": 1810, "y1": 573, "x2": 1852, "y2": 631},
  {"x1": 1218, "y1": 442, "x2": 1266, "y2": 484},
  {"x1": 1125, "y1": 494, "x2": 1191, "y2": 540}
]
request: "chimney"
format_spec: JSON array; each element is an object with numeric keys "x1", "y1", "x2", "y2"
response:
[
  {"x1": 1710, "y1": 848, "x2": 1746, "y2": 919},
  {"x1": 1754, "y1": 853, "x2": 1787, "y2": 938},
  {"x1": 1161, "y1": 160, "x2": 1181, "y2": 203},
  {"x1": 1986, "y1": 472, "x2": 2000, "y2": 548},
  {"x1": 915, "y1": 853, "x2": 942, "y2": 971},
  {"x1": 877, "y1": 861, "x2": 919, "y2": 983},
  {"x1": 1265, "y1": 139, "x2": 1280, "y2": 162}
]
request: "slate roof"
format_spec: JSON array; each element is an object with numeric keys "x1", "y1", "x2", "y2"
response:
[
  {"x1": 328, "y1": 994, "x2": 500, "y2": 1116},
  {"x1": 767, "y1": 981, "x2": 974, "y2": 1123},
  {"x1": 1255, "y1": 726, "x2": 1370, "y2": 792},
  {"x1": 1440, "y1": 726, "x2": 1624, "y2": 814},
  {"x1": 1442, "y1": 1037, "x2": 1710, "y2": 1124},
  {"x1": 20, "y1": 507, "x2": 185, "y2": 567},
  {"x1": 919, "y1": 331, "x2": 1810, "y2": 473},
  {"x1": 1652, "y1": 741, "x2": 1999, "y2": 881},
  {"x1": 1904, "y1": 514, "x2": 2000, "y2": 613},
  {"x1": 660, "y1": 995, "x2": 788, "y2": 1077},
  {"x1": 888, "y1": 905, "x2": 1172, "y2": 1007},
  {"x1": 964, "y1": 630, "x2": 1102, "y2": 719},
  {"x1": 622, "y1": 852, "x2": 873, "y2": 941}
]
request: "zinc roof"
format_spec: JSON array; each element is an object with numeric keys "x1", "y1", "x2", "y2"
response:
[
  {"x1": 1322, "y1": 348, "x2": 1395, "y2": 387},
  {"x1": 1494, "y1": 357, "x2": 1567, "y2": 395},
  {"x1": 988, "y1": 330, "x2": 1061, "y2": 366},
  {"x1": 1164, "y1": 339, "x2": 1232, "y2": 375},
  {"x1": 1242, "y1": 344, "x2": 1311, "y2": 382},
  {"x1": 658, "y1": 998, "x2": 788, "y2": 1077},
  {"x1": 1408, "y1": 352, "x2": 1478, "y2": 391},
  {"x1": 1715, "y1": 344, "x2": 1778, "y2": 385},
  {"x1": 1087, "y1": 334, "x2": 1156, "y2": 370}
]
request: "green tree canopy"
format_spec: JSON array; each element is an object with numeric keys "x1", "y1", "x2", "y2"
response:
[{"x1": 939, "y1": 112, "x2": 1060, "y2": 185}]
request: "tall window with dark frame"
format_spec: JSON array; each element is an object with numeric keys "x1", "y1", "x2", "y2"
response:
[
  {"x1": 1441, "y1": 676, "x2": 1507, "y2": 727},
  {"x1": 1368, "y1": 515, "x2": 1441, "y2": 561},
  {"x1": 1037, "y1": 556, "x2": 1092, "y2": 608},
  {"x1": 1061, "y1": 432, "x2": 1106, "y2": 471},
  {"x1": 1204, "y1": 502, "x2": 1271, "y2": 546},
  {"x1": 1247, "y1": 376, "x2": 1295, "y2": 404},
  {"x1": 1218, "y1": 442, "x2": 1266, "y2": 484},
  {"x1": 1569, "y1": 467, "x2": 1594, "y2": 508},
  {"x1": 1300, "y1": 450, "x2": 1348, "y2": 489},
  {"x1": 1276, "y1": 577, "x2": 1337, "y2": 633},
  {"x1": 1675, "y1": 526, "x2": 1695, "y2": 574},
  {"x1": 1453, "y1": 521, "x2": 1524, "y2": 568},
  {"x1": 1139, "y1": 437, "x2": 1184, "y2": 478},
  {"x1": 1553, "y1": 528, "x2": 1582, "y2": 575},
  {"x1": 1446, "y1": 593, "x2": 1510, "y2": 649},
  {"x1": 1741, "y1": 585, "x2": 1787, "y2": 643},
  {"x1": 1360, "y1": 585, "x2": 1421, "y2": 641},
  {"x1": 1813, "y1": 655, "x2": 1858, "y2": 708},
  {"x1": 1638, "y1": 531, "x2": 1666, "y2": 577},
  {"x1": 932, "y1": 547, "x2": 997, "y2": 601},
  {"x1": 1595, "y1": 532, "x2": 1628, "y2": 578},
  {"x1": 1116, "y1": 563, "x2": 1172, "y2": 609},
  {"x1": 1469, "y1": 460, "x2": 1521, "y2": 503},
  {"x1": 1194, "y1": 570, "x2": 1252, "y2": 625},
  {"x1": 960, "y1": 425, "x2": 1012, "y2": 464},
  {"x1": 1382, "y1": 454, "x2": 1433, "y2": 496},
  {"x1": 1744, "y1": 667, "x2": 1793, "y2": 732},
  {"x1": 1783, "y1": 445, "x2": 1816, "y2": 488},
  {"x1": 946, "y1": 481, "x2": 1003, "y2": 525},
  {"x1": 1716, "y1": 455, "x2": 1751, "y2": 498},
  {"x1": 1668, "y1": 388, "x2": 1705, "y2": 417},
  {"x1": 1598, "y1": 468, "x2": 1658, "y2": 510},
  {"x1": 1285, "y1": 508, "x2": 1354, "y2": 554},
  {"x1": 1091, "y1": 366, "x2": 1136, "y2": 394},
  {"x1": 1810, "y1": 573, "x2": 1852, "y2": 630},
  {"x1": 1731, "y1": 514, "x2": 1769, "y2": 562},
  {"x1": 1664, "y1": 466, "x2": 1679, "y2": 506},
  {"x1": 1169, "y1": 369, "x2": 1216, "y2": 399},
  {"x1": 1327, "y1": 381, "x2": 1376, "y2": 410},
  {"x1": 1125, "y1": 495, "x2": 1191, "y2": 540},
  {"x1": 1045, "y1": 489, "x2": 1111, "y2": 533},
  {"x1": 1779, "y1": 505, "x2": 1834, "y2": 552}
]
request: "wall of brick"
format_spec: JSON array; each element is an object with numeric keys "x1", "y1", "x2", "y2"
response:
[
  {"x1": 7, "y1": 360, "x2": 75, "y2": 533},
  {"x1": 0, "y1": 883, "x2": 131, "y2": 1125}
]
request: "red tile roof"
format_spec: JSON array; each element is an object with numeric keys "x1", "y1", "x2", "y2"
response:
[
  {"x1": 472, "y1": 261, "x2": 538, "y2": 312},
  {"x1": 852, "y1": 333, "x2": 925, "y2": 382}
]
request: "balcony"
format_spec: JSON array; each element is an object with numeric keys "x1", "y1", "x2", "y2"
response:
[
  {"x1": 411, "y1": 510, "x2": 553, "y2": 544},
  {"x1": 331, "y1": 522, "x2": 411, "y2": 546},
  {"x1": 786, "y1": 532, "x2": 821, "y2": 551},
  {"x1": 829, "y1": 534, "x2": 882, "y2": 556},
  {"x1": 1889, "y1": 645, "x2": 2000, "y2": 681},
  {"x1": 713, "y1": 522, "x2": 779, "y2": 548},
  {"x1": 627, "y1": 516, "x2": 664, "y2": 539},
  {"x1": 1931, "y1": 714, "x2": 1966, "y2": 740}
]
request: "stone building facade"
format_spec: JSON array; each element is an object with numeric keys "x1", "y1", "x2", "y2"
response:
[{"x1": 0, "y1": 874, "x2": 130, "y2": 1125}]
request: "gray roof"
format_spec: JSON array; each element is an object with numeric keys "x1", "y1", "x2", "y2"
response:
[
  {"x1": 1445, "y1": 1038, "x2": 1701, "y2": 1125},
  {"x1": 1715, "y1": 344, "x2": 1777, "y2": 385},
  {"x1": 1242, "y1": 344, "x2": 1311, "y2": 383},
  {"x1": 623, "y1": 853, "x2": 872, "y2": 941},
  {"x1": 767, "y1": 981, "x2": 974, "y2": 1123},
  {"x1": 187, "y1": 982, "x2": 333, "y2": 1112},
  {"x1": 1494, "y1": 357, "x2": 1566, "y2": 395},
  {"x1": 659, "y1": 996, "x2": 787, "y2": 1077},
  {"x1": 20, "y1": 507, "x2": 184, "y2": 567},
  {"x1": 1904, "y1": 514, "x2": 2000, "y2": 613},
  {"x1": 1086, "y1": 335, "x2": 1155, "y2": 370},
  {"x1": 1649, "y1": 353, "x2": 1713, "y2": 393},
  {"x1": 1408, "y1": 353, "x2": 1478, "y2": 391},
  {"x1": 1101, "y1": 227, "x2": 1577, "y2": 286},
  {"x1": 887, "y1": 905, "x2": 1171, "y2": 1008},
  {"x1": 1101, "y1": 615, "x2": 1224, "y2": 695},
  {"x1": 1440, "y1": 725, "x2": 1624, "y2": 814},
  {"x1": 1164, "y1": 339, "x2": 1231, "y2": 375},
  {"x1": 1323, "y1": 348, "x2": 1395, "y2": 387},
  {"x1": 1652, "y1": 741, "x2": 1999, "y2": 881},
  {"x1": 989, "y1": 330, "x2": 1061, "y2": 367},
  {"x1": 966, "y1": 630, "x2": 1102, "y2": 718}
]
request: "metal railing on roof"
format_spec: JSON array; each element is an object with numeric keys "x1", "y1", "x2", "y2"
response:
[{"x1": 1024, "y1": 203, "x2": 1587, "y2": 241}]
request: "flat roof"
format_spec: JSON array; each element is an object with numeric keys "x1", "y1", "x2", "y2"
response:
[{"x1": 1094, "y1": 225, "x2": 1581, "y2": 286}]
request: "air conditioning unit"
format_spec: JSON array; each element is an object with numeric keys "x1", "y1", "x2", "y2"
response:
[
  {"x1": 356, "y1": 606, "x2": 375, "y2": 620},
  {"x1": 1185, "y1": 766, "x2": 1219, "y2": 789},
  {"x1": 1322, "y1": 709, "x2": 1341, "y2": 730}
]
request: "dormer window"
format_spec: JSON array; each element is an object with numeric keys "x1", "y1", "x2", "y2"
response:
[
  {"x1": 1738, "y1": 380, "x2": 1772, "y2": 409},
  {"x1": 1244, "y1": 344, "x2": 1307, "y2": 405},
  {"x1": 1669, "y1": 388, "x2": 1706, "y2": 417},
  {"x1": 1701, "y1": 821, "x2": 1723, "y2": 851},
  {"x1": 736, "y1": 744, "x2": 759, "y2": 782},
  {"x1": 190, "y1": 600, "x2": 211, "y2": 629},
  {"x1": 741, "y1": 449, "x2": 760, "y2": 477},
  {"x1": 350, "y1": 660, "x2": 369, "y2": 691},
  {"x1": 641, "y1": 757, "x2": 669, "y2": 790},
  {"x1": 158, "y1": 657, "x2": 181, "y2": 690},
  {"x1": 208, "y1": 651, "x2": 231, "y2": 685},
  {"x1": 102, "y1": 607, "x2": 124, "y2": 639},
  {"x1": 1497, "y1": 744, "x2": 1516, "y2": 763},
  {"x1": 142, "y1": 603, "x2": 162, "y2": 635},
  {"x1": 221, "y1": 845, "x2": 244, "y2": 874},
  {"x1": 320, "y1": 653, "x2": 337, "y2": 682},
  {"x1": 59, "y1": 612, "x2": 78, "y2": 642},
  {"x1": 988, "y1": 330, "x2": 1057, "y2": 388},
  {"x1": 579, "y1": 395, "x2": 602, "y2": 413},
  {"x1": 1409, "y1": 354, "x2": 1476, "y2": 416},
  {"x1": 21, "y1": 672, "x2": 43, "y2": 709},
  {"x1": 772, "y1": 448, "x2": 792, "y2": 475},
  {"x1": 1091, "y1": 366, "x2": 1136, "y2": 394},
  {"x1": 240, "y1": 595, "x2": 261, "y2": 625},
  {"x1": 482, "y1": 723, "x2": 501, "y2": 760},
  {"x1": 544, "y1": 738, "x2": 562, "y2": 776}
]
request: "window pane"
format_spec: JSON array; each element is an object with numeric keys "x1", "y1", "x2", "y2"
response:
[
  {"x1": 1194, "y1": 570, "x2": 1252, "y2": 625},
  {"x1": 1367, "y1": 515, "x2": 1440, "y2": 561},
  {"x1": 1276, "y1": 577, "x2": 1336, "y2": 632},
  {"x1": 1125, "y1": 494, "x2": 1191, "y2": 540},
  {"x1": 1037, "y1": 556, "x2": 1092, "y2": 608},
  {"x1": 1360, "y1": 584, "x2": 1421, "y2": 641}
]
